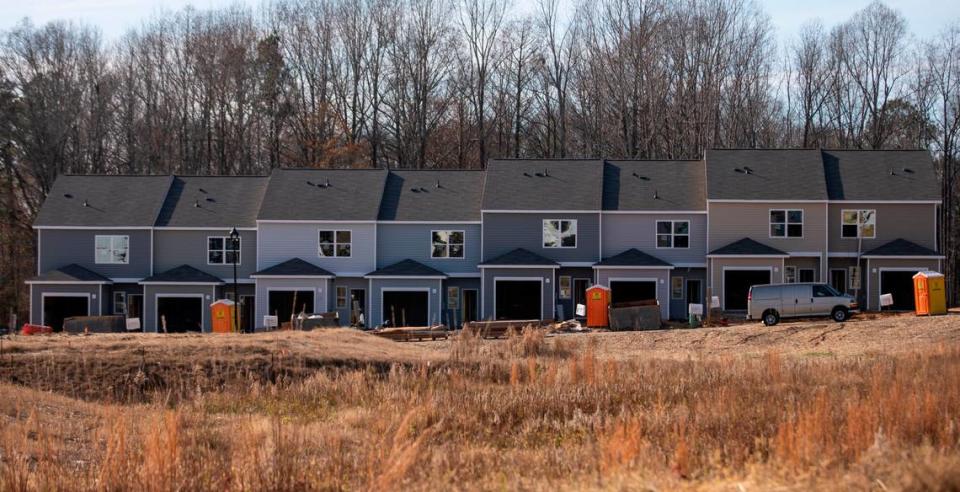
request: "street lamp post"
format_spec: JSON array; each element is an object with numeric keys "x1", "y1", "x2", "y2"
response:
[{"x1": 229, "y1": 227, "x2": 240, "y2": 333}]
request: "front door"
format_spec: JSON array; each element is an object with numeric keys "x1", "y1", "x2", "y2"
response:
[
  {"x1": 350, "y1": 289, "x2": 366, "y2": 326},
  {"x1": 127, "y1": 294, "x2": 143, "y2": 323},
  {"x1": 239, "y1": 295, "x2": 255, "y2": 332},
  {"x1": 573, "y1": 278, "x2": 590, "y2": 317},
  {"x1": 830, "y1": 269, "x2": 847, "y2": 294},
  {"x1": 686, "y1": 279, "x2": 702, "y2": 306},
  {"x1": 462, "y1": 289, "x2": 478, "y2": 323}
]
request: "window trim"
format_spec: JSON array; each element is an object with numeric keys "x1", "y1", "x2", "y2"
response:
[
  {"x1": 206, "y1": 235, "x2": 242, "y2": 265},
  {"x1": 655, "y1": 220, "x2": 691, "y2": 249},
  {"x1": 113, "y1": 291, "x2": 127, "y2": 315},
  {"x1": 430, "y1": 229, "x2": 466, "y2": 259},
  {"x1": 558, "y1": 275, "x2": 572, "y2": 299},
  {"x1": 336, "y1": 286, "x2": 348, "y2": 309},
  {"x1": 784, "y1": 265, "x2": 797, "y2": 283},
  {"x1": 318, "y1": 229, "x2": 353, "y2": 258},
  {"x1": 768, "y1": 209, "x2": 804, "y2": 239},
  {"x1": 542, "y1": 219, "x2": 578, "y2": 249},
  {"x1": 841, "y1": 209, "x2": 877, "y2": 239},
  {"x1": 94, "y1": 235, "x2": 130, "y2": 265}
]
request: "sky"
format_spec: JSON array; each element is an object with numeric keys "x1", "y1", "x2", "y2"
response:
[{"x1": 0, "y1": 0, "x2": 956, "y2": 47}]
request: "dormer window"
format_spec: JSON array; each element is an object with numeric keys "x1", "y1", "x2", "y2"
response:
[
  {"x1": 95, "y1": 235, "x2": 129, "y2": 264},
  {"x1": 543, "y1": 219, "x2": 577, "y2": 248}
]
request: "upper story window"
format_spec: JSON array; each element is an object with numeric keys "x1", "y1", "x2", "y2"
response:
[
  {"x1": 543, "y1": 219, "x2": 577, "y2": 248},
  {"x1": 770, "y1": 209, "x2": 803, "y2": 238},
  {"x1": 431, "y1": 230, "x2": 464, "y2": 258},
  {"x1": 841, "y1": 209, "x2": 876, "y2": 238},
  {"x1": 319, "y1": 230, "x2": 351, "y2": 257},
  {"x1": 95, "y1": 235, "x2": 129, "y2": 264},
  {"x1": 656, "y1": 220, "x2": 690, "y2": 248},
  {"x1": 208, "y1": 236, "x2": 241, "y2": 265}
]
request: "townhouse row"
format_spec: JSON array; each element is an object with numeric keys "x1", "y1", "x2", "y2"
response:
[{"x1": 28, "y1": 149, "x2": 944, "y2": 332}]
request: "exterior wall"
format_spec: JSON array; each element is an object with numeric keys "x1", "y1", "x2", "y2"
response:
[
  {"x1": 368, "y1": 278, "x2": 443, "y2": 327},
  {"x1": 257, "y1": 222, "x2": 376, "y2": 276},
  {"x1": 143, "y1": 284, "x2": 217, "y2": 333},
  {"x1": 554, "y1": 267, "x2": 593, "y2": 320},
  {"x1": 708, "y1": 257, "x2": 785, "y2": 311},
  {"x1": 254, "y1": 277, "x2": 330, "y2": 329},
  {"x1": 827, "y1": 203, "x2": 938, "y2": 253},
  {"x1": 154, "y1": 229, "x2": 258, "y2": 279},
  {"x1": 784, "y1": 257, "x2": 822, "y2": 282},
  {"x1": 30, "y1": 283, "x2": 102, "y2": 325},
  {"x1": 107, "y1": 283, "x2": 143, "y2": 316},
  {"x1": 329, "y1": 277, "x2": 369, "y2": 326},
  {"x1": 595, "y1": 268, "x2": 670, "y2": 320},
  {"x1": 827, "y1": 257, "x2": 865, "y2": 306},
  {"x1": 442, "y1": 278, "x2": 481, "y2": 328},
  {"x1": 601, "y1": 213, "x2": 707, "y2": 265},
  {"x1": 708, "y1": 202, "x2": 828, "y2": 253},
  {"x1": 668, "y1": 268, "x2": 707, "y2": 320},
  {"x1": 376, "y1": 223, "x2": 481, "y2": 274},
  {"x1": 866, "y1": 258, "x2": 941, "y2": 311},
  {"x1": 481, "y1": 267, "x2": 556, "y2": 320},
  {"x1": 38, "y1": 229, "x2": 152, "y2": 279},
  {"x1": 482, "y1": 212, "x2": 600, "y2": 264}
]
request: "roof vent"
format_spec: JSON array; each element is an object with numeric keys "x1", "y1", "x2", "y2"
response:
[
  {"x1": 436, "y1": 179, "x2": 441, "y2": 188},
  {"x1": 903, "y1": 168, "x2": 914, "y2": 174},
  {"x1": 411, "y1": 188, "x2": 420, "y2": 193},
  {"x1": 743, "y1": 166, "x2": 754, "y2": 174},
  {"x1": 198, "y1": 188, "x2": 207, "y2": 194},
  {"x1": 543, "y1": 168, "x2": 549, "y2": 177},
  {"x1": 325, "y1": 178, "x2": 331, "y2": 188},
  {"x1": 889, "y1": 169, "x2": 896, "y2": 176},
  {"x1": 419, "y1": 187, "x2": 428, "y2": 193},
  {"x1": 523, "y1": 172, "x2": 532, "y2": 177},
  {"x1": 307, "y1": 180, "x2": 315, "y2": 186},
  {"x1": 653, "y1": 190, "x2": 660, "y2": 200},
  {"x1": 63, "y1": 193, "x2": 73, "y2": 199},
  {"x1": 734, "y1": 168, "x2": 746, "y2": 174},
  {"x1": 206, "y1": 197, "x2": 215, "y2": 203},
  {"x1": 194, "y1": 200, "x2": 200, "y2": 208},
  {"x1": 82, "y1": 199, "x2": 89, "y2": 207}
]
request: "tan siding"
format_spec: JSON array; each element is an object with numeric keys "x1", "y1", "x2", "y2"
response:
[
  {"x1": 827, "y1": 203, "x2": 938, "y2": 253},
  {"x1": 708, "y1": 202, "x2": 828, "y2": 253},
  {"x1": 708, "y1": 258, "x2": 784, "y2": 310},
  {"x1": 866, "y1": 258, "x2": 940, "y2": 311}
]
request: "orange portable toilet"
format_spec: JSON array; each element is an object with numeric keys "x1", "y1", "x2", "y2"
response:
[
  {"x1": 210, "y1": 299, "x2": 237, "y2": 333},
  {"x1": 913, "y1": 271, "x2": 947, "y2": 316},
  {"x1": 586, "y1": 285, "x2": 611, "y2": 328}
]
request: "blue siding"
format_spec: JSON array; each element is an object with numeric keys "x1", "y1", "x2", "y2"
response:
[
  {"x1": 143, "y1": 284, "x2": 217, "y2": 333},
  {"x1": 595, "y1": 268, "x2": 671, "y2": 320},
  {"x1": 254, "y1": 277, "x2": 331, "y2": 329},
  {"x1": 154, "y1": 229, "x2": 258, "y2": 279},
  {"x1": 482, "y1": 213, "x2": 600, "y2": 263},
  {"x1": 601, "y1": 213, "x2": 707, "y2": 265},
  {"x1": 257, "y1": 222, "x2": 376, "y2": 276},
  {"x1": 377, "y1": 223, "x2": 481, "y2": 273},
  {"x1": 39, "y1": 229, "x2": 152, "y2": 279},
  {"x1": 481, "y1": 267, "x2": 556, "y2": 320},
  {"x1": 369, "y1": 278, "x2": 443, "y2": 327}
]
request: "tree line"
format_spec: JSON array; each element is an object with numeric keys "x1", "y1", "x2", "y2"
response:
[{"x1": 1, "y1": 0, "x2": 959, "y2": 321}]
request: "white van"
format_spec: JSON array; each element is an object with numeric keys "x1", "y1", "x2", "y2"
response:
[{"x1": 747, "y1": 283, "x2": 858, "y2": 326}]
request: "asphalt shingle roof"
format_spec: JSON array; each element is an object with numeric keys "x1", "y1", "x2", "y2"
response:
[
  {"x1": 706, "y1": 149, "x2": 828, "y2": 200},
  {"x1": 479, "y1": 248, "x2": 560, "y2": 267},
  {"x1": 257, "y1": 168, "x2": 388, "y2": 221},
  {"x1": 252, "y1": 258, "x2": 335, "y2": 277},
  {"x1": 602, "y1": 160, "x2": 705, "y2": 211},
  {"x1": 366, "y1": 259, "x2": 447, "y2": 277},
  {"x1": 482, "y1": 160, "x2": 604, "y2": 211},
  {"x1": 862, "y1": 238, "x2": 940, "y2": 257},
  {"x1": 34, "y1": 175, "x2": 173, "y2": 227},
  {"x1": 378, "y1": 170, "x2": 484, "y2": 221},
  {"x1": 141, "y1": 265, "x2": 223, "y2": 284},
  {"x1": 155, "y1": 176, "x2": 268, "y2": 228},
  {"x1": 28, "y1": 264, "x2": 112, "y2": 283},
  {"x1": 821, "y1": 150, "x2": 940, "y2": 201},
  {"x1": 595, "y1": 248, "x2": 673, "y2": 267},
  {"x1": 709, "y1": 238, "x2": 788, "y2": 256}
]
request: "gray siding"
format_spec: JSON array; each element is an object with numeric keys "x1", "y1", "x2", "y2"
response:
[
  {"x1": 254, "y1": 277, "x2": 330, "y2": 329},
  {"x1": 442, "y1": 278, "x2": 481, "y2": 328},
  {"x1": 329, "y1": 277, "x2": 369, "y2": 326},
  {"x1": 827, "y1": 203, "x2": 938, "y2": 253},
  {"x1": 595, "y1": 268, "x2": 670, "y2": 320},
  {"x1": 154, "y1": 229, "x2": 258, "y2": 278},
  {"x1": 482, "y1": 212, "x2": 600, "y2": 263},
  {"x1": 601, "y1": 213, "x2": 707, "y2": 265},
  {"x1": 377, "y1": 223, "x2": 481, "y2": 273},
  {"x1": 708, "y1": 202, "x2": 828, "y2": 253},
  {"x1": 39, "y1": 229, "x2": 152, "y2": 279},
  {"x1": 481, "y1": 267, "x2": 556, "y2": 320},
  {"x1": 143, "y1": 284, "x2": 217, "y2": 333},
  {"x1": 257, "y1": 222, "x2": 376, "y2": 276},
  {"x1": 30, "y1": 283, "x2": 103, "y2": 325},
  {"x1": 708, "y1": 258, "x2": 785, "y2": 311},
  {"x1": 368, "y1": 278, "x2": 443, "y2": 327},
  {"x1": 553, "y1": 267, "x2": 593, "y2": 320},
  {"x1": 668, "y1": 268, "x2": 707, "y2": 320}
]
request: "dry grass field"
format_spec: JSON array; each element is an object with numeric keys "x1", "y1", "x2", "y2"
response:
[{"x1": 1, "y1": 313, "x2": 959, "y2": 490}]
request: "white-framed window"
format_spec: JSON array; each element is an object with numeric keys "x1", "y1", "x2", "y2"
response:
[
  {"x1": 447, "y1": 287, "x2": 460, "y2": 309},
  {"x1": 841, "y1": 209, "x2": 876, "y2": 239},
  {"x1": 336, "y1": 286, "x2": 348, "y2": 308},
  {"x1": 431, "y1": 230, "x2": 465, "y2": 258},
  {"x1": 113, "y1": 291, "x2": 127, "y2": 315},
  {"x1": 207, "y1": 236, "x2": 241, "y2": 265},
  {"x1": 656, "y1": 220, "x2": 690, "y2": 248},
  {"x1": 543, "y1": 219, "x2": 577, "y2": 248},
  {"x1": 95, "y1": 235, "x2": 129, "y2": 264},
  {"x1": 319, "y1": 230, "x2": 352, "y2": 257},
  {"x1": 784, "y1": 266, "x2": 797, "y2": 283},
  {"x1": 770, "y1": 209, "x2": 803, "y2": 238},
  {"x1": 558, "y1": 276, "x2": 572, "y2": 299}
]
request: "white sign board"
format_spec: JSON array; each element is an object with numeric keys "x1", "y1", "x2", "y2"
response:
[
  {"x1": 688, "y1": 303, "x2": 704, "y2": 316},
  {"x1": 263, "y1": 315, "x2": 279, "y2": 328},
  {"x1": 710, "y1": 296, "x2": 720, "y2": 309},
  {"x1": 575, "y1": 304, "x2": 586, "y2": 317},
  {"x1": 125, "y1": 318, "x2": 141, "y2": 331},
  {"x1": 879, "y1": 293, "x2": 894, "y2": 307}
]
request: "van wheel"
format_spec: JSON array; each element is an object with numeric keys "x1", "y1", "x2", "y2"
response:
[
  {"x1": 762, "y1": 310, "x2": 780, "y2": 326},
  {"x1": 831, "y1": 307, "x2": 848, "y2": 323}
]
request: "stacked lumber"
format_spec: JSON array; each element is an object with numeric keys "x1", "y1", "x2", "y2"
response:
[
  {"x1": 462, "y1": 320, "x2": 543, "y2": 339},
  {"x1": 372, "y1": 326, "x2": 449, "y2": 342}
]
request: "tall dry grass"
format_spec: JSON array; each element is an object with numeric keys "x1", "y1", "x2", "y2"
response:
[{"x1": 1, "y1": 333, "x2": 959, "y2": 490}]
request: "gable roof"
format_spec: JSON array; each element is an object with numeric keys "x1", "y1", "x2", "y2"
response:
[
  {"x1": 708, "y1": 238, "x2": 788, "y2": 257},
  {"x1": 252, "y1": 258, "x2": 335, "y2": 278},
  {"x1": 862, "y1": 238, "x2": 941, "y2": 257},
  {"x1": 482, "y1": 159, "x2": 604, "y2": 211},
  {"x1": 595, "y1": 248, "x2": 673, "y2": 267},
  {"x1": 706, "y1": 149, "x2": 827, "y2": 201},
  {"x1": 821, "y1": 150, "x2": 940, "y2": 201},
  {"x1": 26, "y1": 264, "x2": 113, "y2": 284},
  {"x1": 365, "y1": 259, "x2": 447, "y2": 278},
  {"x1": 257, "y1": 168, "x2": 388, "y2": 221},
  {"x1": 603, "y1": 160, "x2": 705, "y2": 211},
  {"x1": 378, "y1": 170, "x2": 484, "y2": 221},
  {"x1": 140, "y1": 265, "x2": 223, "y2": 284},
  {"x1": 155, "y1": 176, "x2": 268, "y2": 228},
  {"x1": 34, "y1": 175, "x2": 173, "y2": 227},
  {"x1": 479, "y1": 248, "x2": 560, "y2": 267}
]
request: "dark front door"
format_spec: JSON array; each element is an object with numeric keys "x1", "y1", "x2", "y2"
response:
[
  {"x1": 573, "y1": 278, "x2": 590, "y2": 317},
  {"x1": 43, "y1": 295, "x2": 89, "y2": 332},
  {"x1": 239, "y1": 295, "x2": 255, "y2": 332},
  {"x1": 382, "y1": 291, "x2": 429, "y2": 327},
  {"x1": 462, "y1": 289, "x2": 479, "y2": 323},
  {"x1": 686, "y1": 279, "x2": 702, "y2": 305},
  {"x1": 495, "y1": 281, "x2": 541, "y2": 320},
  {"x1": 127, "y1": 294, "x2": 143, "y2": 321},
  {"x1": 350, "y1": 289, "x2": 366, "y2": 325},
  {"x1": 157, "y1": 297, "x2": 203, "y2": 333},
  {"x1": 830, "y1": 269, "x2": 847, "y2": 294},
  {"x1": 880, "y1": 271, "x2": 918, "y2": 311},
  {"x1": 724, "y1": 270, "x2": 771, "y2": 310}
]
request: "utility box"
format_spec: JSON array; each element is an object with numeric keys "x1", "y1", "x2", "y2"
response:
[
  {"x1": 913, "y1": 271, "x2": 947, "y2": 316},
  {"x1": 586, "y1": 285, "x2": 611, "y2": 328},
  {"x1": 210, "y1": 299, "x2": 237, "y2": 333}
]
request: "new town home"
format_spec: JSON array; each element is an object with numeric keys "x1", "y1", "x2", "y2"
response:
[{"x1": 28, "y1": 149, "x2": 944, "y2": 332}]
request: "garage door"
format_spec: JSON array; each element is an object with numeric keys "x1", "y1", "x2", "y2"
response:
[
  {"x1": 609, "y1": 281, "x2": 657, "y2": 306},
  {"x1": 157, "y1": 297, "x2": 203, "y2": 333},
  {"x1": 268, "y1": 290, "x2": 315, "y2": 324},
  {"x1": 382, "y1": 291, "x2": 429, "y2": 327},
  {"x1": 43, "y1": 295, "x2": 89, "y2": 332},
  {"x1": 495, "y1": 280, "x2": 541, "y2": 320},
  {"x1": 880, "y1": 270, "x2": 919, "y2": 311},
  {"x1": 724, "y1": 270, "x2": 771, "y2": 310}
]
